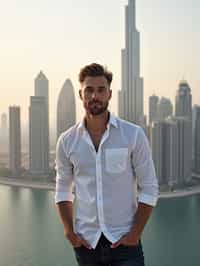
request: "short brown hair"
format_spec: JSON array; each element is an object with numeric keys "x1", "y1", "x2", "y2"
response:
[{"x1": 79, "y1": 63, "x2": 113, "y2": 85}]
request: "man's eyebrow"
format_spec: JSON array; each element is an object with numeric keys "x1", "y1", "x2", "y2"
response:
[
  {"x1": 98, "y1": 86, "x2": 106, "y2": 89},
  {"x1": 85, "y1": 86, "x2": 94, "y2": 89}
]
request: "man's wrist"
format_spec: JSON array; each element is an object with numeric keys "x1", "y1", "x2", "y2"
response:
[
  {"x1": 64, "y1": 227, "x2": 74, "y2": 237},
  {"x1": 129, "y1": 227, "x2": 141, "y2": 240}
]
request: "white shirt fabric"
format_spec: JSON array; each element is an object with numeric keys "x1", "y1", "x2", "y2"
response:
[{"x1": 55, "y1": 114, "x2": 159, "y2": 249}]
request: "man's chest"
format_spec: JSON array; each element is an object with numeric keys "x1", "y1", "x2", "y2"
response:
[{"x1": 68, "y1": 138, "x2": 133, "y2": 177}]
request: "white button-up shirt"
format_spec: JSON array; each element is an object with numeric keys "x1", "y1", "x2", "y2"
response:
[{"x1": 55, "y1": 114, "x2": 159, "y2": 249}]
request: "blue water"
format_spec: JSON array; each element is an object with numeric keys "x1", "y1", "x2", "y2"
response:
[{"x1": 0, "y1": 185, "x2": 199, "y2": 266}]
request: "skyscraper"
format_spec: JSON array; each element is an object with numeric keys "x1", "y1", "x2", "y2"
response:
[
  {"x1": 174, "y1": 117, "x2": 192, "y2": 184},
  {"x1": 29, "y1": 71, "x2": 49, "y2": 175},
  {"x1": 1, "y1": 113, "x2": 7, "y2": 129},
  {"x1": 149, "y1": 95, "x2": 159, "y2": 124},
  {"x1": 0, "y1": 113, "x2": 8, "y2": 153},
  {"x1": 57, "y1": 79, "x2": 76, "y2": 139},
  {"x1": 150, "y1": 117, "x2": 192, "y2": 186},
  {"x1": 175, "y1": 80, "x2": 192, "y2": 119},
  {"x1": 118, "y1": 0, "x2": 143, "y2": 124},
  {"x1": 150, "y1": 121, "x2": 165, "y2": 184},
  {"x1": 29, "y1": 97, "x2": 49, "y2": 175},
  {"x1": 9, "y1": 106, "x2": 21, "y2": 176},
  {"x1": 157, "y1": 97, "x2": 173, "y2": 121},
  {"x1": 150, "y1": 120, "x2": 178, "y2": 186},
  {"x1": 194, "y1": 106, "x2": 200, "y2": 174}
]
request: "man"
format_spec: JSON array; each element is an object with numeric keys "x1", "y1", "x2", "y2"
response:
[{"x1": 55, "y1": 63, "x2": 159, "y2": 266}]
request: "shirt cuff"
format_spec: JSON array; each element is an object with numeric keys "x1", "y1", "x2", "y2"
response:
[
  {"x1": 54, "y1": 191, "x2": 75, "y2": 204},
  {"x1": 138, "y1": 192, "x2": 158, "y2": 207}
]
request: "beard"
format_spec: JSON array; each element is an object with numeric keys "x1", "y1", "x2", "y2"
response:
[{"x1": 86, "y1": 100, "x2": 109, "y2": 116}]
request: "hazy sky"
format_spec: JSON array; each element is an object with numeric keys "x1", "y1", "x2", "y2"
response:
[{"x1": 0, "y1": 0, "x2": 200, "y2": 128}]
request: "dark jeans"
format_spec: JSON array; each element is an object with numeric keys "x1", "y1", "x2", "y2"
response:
[{"x1": 73, "y1": 234, "x2": 145, "y2": 266}]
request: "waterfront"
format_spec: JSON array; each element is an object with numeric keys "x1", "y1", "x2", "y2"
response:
[
  {"x1": 0, "y1": 185, "x2": 200, "y2": 266},
  {"x1": 1, "y1": 176, "x2": 200, "y2": 199}
]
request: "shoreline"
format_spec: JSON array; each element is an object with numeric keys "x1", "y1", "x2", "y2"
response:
[
  {"x1": 0, "y1": 177, "x2": 200, "y2": 199},
  {"x1": 0, "y1": 177, "x2": 55, "y2": 191}
]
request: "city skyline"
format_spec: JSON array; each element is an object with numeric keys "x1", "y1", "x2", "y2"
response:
[{"x1": 0, "y1": 0, "x2": 200, "y2": 127}]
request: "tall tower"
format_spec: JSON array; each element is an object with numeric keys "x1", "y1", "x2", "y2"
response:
[
  {"x1": 150, "y1": 121, "x2": 165, "y2": 184},
  {"x1": 175, "y1": 80, "x2": 192, "y2": 119},
  {"x1": 150, "y1": 120, "x2": 178, "y2": 186},
  {"x1": 150, "y1": 117, "x2": 192, "y2": 187},
  {"x1": 29, "y1": 71, "x2": 49, "y2": 175},
  {"x1": 0, "y1": 113, "x2": 9, "y2": 153},
  {"x1": 194, "y1": 106, "x2": 200, "y2": 174},
  {"x1": 9, "y1": 106, "x2": 21, "y2": 176},
  {"x1": 57, "y1": 79, "x2": 76, "y2": 139},
  {"x1": 118, "y1": 0, "x2": 143, "y2": 124},
  {"x1": 149, "y1": 95, "x2": 159, "y2": 124},
  {"x1": 157, "y1": 97, "x2": 173, "y2": 121},
  {"x1": 1, "y1": 113, "x2": 7, "y2": 129},
  {"x1": 29, "y1": 97, "x2": 49, "y2": 175}
]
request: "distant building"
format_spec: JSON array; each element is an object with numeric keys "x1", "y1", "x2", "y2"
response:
[
  {"x1": 149, "y1": 95, "x2": 159, "y2": 124},
  {"x1": 175, "y1": 80, "x2": 192, "y2": 119},
  {"x1": 194, "y1": 106, "x2": 200, "y2": 174},
  {"x1": 1, "y1": 113, "x2": 7, "y2": 129},
  {"x1": 118, "y1": 0, "x2": 143, "y2": 125},
  {"x1": 150, "y1": 120, "x2": 178, "y2": 186},
  {"x1": 150, "y1": 121, "x2": 165, "y2": 184},
  {"x1": 9, "y1": 106, "x2": 21, "y2": 176},
  {"x1": 150, "y1": 116, "x2": 192, "y2": 186},
  {"x1": 174, "y1": 117, "x2": 192, "y2": 184},
  {"x1": 0, "y1": 113, "x2": 8, "y2": 153},
  {"x1": 57, "y1": 79, "x2": 76, "y2": 139},
  {"x1": 157, "y1": 97, "x2": 173, "y2": 121},
  {"x1": 29, "y1": 97, "x2": 49, "y2": 175},
  {"x1": 192, "y1": 105, "x2": 198, "y2": 165},
  {"x1": 29, "y1": 71, "x2": 49, "y2": 175}
]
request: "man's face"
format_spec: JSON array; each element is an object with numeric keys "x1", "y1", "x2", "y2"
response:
[{"x1": 79, "y1": 76, "x2": 112, "y2": 116}]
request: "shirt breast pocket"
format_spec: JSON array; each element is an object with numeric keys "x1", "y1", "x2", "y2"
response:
[{"x1": 105, "y1": 148, "x2": 128, "y2": 174}]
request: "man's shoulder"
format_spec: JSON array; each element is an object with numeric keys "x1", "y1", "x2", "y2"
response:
[
  {"x1": 115, "y1": 116, "x2": 141, "y2": 132},
  {"x1": 58, "y1": 122, "x2": 81, "y2": 143}
]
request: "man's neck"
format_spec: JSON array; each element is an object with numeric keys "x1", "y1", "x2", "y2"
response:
[{"x1": 84, "y1": 111, "x2": 110, "y2": 134}]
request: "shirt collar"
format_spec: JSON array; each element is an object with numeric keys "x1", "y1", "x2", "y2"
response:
[
  {"x1": 109, "y1": 113, "x2": 118, "y2": 128},
  {"x1": 77, "y1": 112, "x2": 118, "y2": 132}
]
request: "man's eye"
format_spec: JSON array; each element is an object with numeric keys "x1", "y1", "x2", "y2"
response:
[
  {"x1": 98, "y1": 87, "x2": 106, "y2": 93},
  {"x1": 85, "y1": 88, "x2": 93, "y2": 93}
]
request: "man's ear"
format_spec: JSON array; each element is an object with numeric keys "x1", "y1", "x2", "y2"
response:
[{"x1": 79, "y1": 89, "x2": 83, "y2": 100}]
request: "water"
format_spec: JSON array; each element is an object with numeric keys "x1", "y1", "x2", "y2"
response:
[{"x1": 0, "y1": 185, "x2": 199, "y2": 266}]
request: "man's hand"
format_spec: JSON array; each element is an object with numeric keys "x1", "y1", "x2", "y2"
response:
[
  {"x1": 111, "y1": 203, "x2": 154, "y2": 249},
  {"x1": 111, "y1": 231, "x2": 140, "y2": 248},
  {"x1": 65, "y1": 230, "x2": 92, "y2": 249}
]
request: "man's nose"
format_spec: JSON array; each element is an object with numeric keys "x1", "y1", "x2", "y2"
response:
[{"x1": 91, "y1": 91, "x2": 98, "y2": 99}]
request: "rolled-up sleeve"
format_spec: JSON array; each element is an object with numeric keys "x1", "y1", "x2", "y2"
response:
[
  {"x1": 132, "y1": 127, "x2": 159, "y2": 206},
  {"x1": 54, "y1": 134, "x2": 75, "y2": 204}
]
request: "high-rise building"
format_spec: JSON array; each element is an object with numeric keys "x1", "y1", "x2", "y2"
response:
[
  {"x1": 118, "y1": 0, "x2": 143, "y2": 124},
  {"x1": 1, "y1": 113, "x2": 7, "y2": 129},
  {"x1": 150, "y1": 121, "x2": 165, "y2": 184},
  {"x1": 175, "y1": 80, "x2": 192, "y2": 119},
  {"x1": 194, "y1": 106, "x2": 200, "y2": 174},
  {"x1": 157, "y1": 97, "x2": 173, "y2": 121},
  {"x1": 9, "y1": 106, "x2": 21, "y2": 176},
  {"x1": 149, "y1": 95, "x2": 159, "y2": 124},
  {"x1": 150, "y1": 120, "x2": 178, "y2": 186},
  {"x1": 150, "y1": 117, "x2": 192, "y2": 186},
  {"x1": 57, "y1": 79, "x2": 76, "y2": 139},
  {"x1": 29, "y1": 97, "x2": 49, "y2": 175},
  {"x1": 192, "y1": 105, "x2": 198, "y2": 165},
  {"x1": 174, "y1": 117, "x2": 192, "y2": 184},
  {"x1": 29, "y1": 71, "x2": 49, "y2": 175}
]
